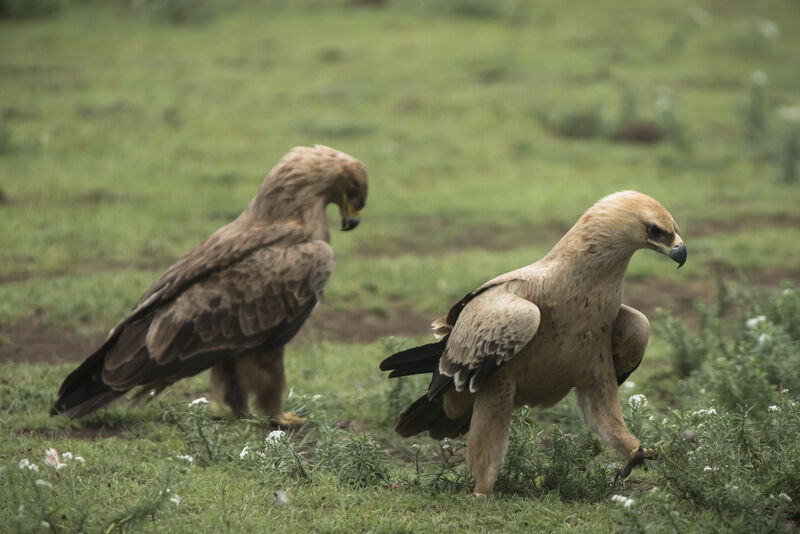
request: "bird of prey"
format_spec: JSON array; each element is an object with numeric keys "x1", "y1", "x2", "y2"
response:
[
  {"x1": 52, "y1": 145, "x2": 367, "y2": 423},
  {"x1": 380, "y1": 191, "x2": 686, "y2": 495}
]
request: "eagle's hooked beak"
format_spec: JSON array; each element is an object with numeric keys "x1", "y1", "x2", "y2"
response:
[
  {"x1": 648, "y1": 234, "x2": 687, "y2": 268},
  {"x1": 340, "y1": 194, "x2": 362, "y2": 231}
]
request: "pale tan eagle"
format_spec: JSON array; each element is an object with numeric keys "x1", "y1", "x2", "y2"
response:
[
  {"x1": 52, "y1": 145, "x2": 368, "y2": 422},
  {"x1": 380, "y1": 191, "x2": 686, "y2": 495}
]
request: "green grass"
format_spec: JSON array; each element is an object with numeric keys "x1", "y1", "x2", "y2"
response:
[{"x1": 2, "y1": 0, "x2": 800, "y2": 532}]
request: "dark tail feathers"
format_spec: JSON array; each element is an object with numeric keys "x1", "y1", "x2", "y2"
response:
[
  {"x1": 379, "y1": 341, "x2": 444, "y2": 378},
  {"x1": 50, "y1": 351, "x2": 123, "y2": 418},
  {"x1": 395, "y1": 394, "x2": 471, "y2": 439}
]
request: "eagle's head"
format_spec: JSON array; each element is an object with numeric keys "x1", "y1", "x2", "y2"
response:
[
  {"x1": 254, "y1": 145, "x2": 368, "y2": 231},
  {"x1": 581, "y1": 190, "x2": 687, "y2": 267}
]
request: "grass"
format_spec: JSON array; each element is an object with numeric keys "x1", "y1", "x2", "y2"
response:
[{"x1": 1, "y1": 0, "x2": 800, "y2": 532}]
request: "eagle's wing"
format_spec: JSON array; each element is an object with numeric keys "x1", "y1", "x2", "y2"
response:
[
  {"x1": 52, "y1": 225, "x2": 332, "y2": 417},
  {"x1": 611, "y1": 304, "x2": 650, "y2": 386},
  {"x1": 432, "y1": 283, "x2": 541, "y2": 396}
]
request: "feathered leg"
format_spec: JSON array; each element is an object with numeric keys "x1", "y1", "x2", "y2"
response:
[
  {"x1": 467, "y1": 377, "x2": 515, "y2": 496},
  {"x1": 210, "y1": 358, "x2": 248, "y2": 416},
  {"x1": 576, "y1": 376, "x2": 653, "y2": 479},
  {"x1": 236, "y1": 346, "x2": 305, "y2": 426}
]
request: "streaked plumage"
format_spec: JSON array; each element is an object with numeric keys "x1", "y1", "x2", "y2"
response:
[
  {"x1": 52, "y1": 145, "x2": 367, "y2": 420},
  {"x1": 380, "y1": 191, "x2": 686, "y2": 495}
]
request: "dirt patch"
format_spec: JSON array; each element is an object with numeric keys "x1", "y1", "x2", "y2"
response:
[
  {"x1": 0, "y1": 318, "x2": 106, "y2": 364},
  {"x1": 296, "y1": 303, "x2": 432, "y2": 344},
  {"x1": 691, "y1": 214, "x2": 800, "y2": 237},
  {"x1": 611, "y1": 121, "x2": 665, "y2": 144},
  {"x1": 0, "y1": 304, "x2": 432, "y2": 364},
  {"x1": 356, "y1": 217, "x2": 568, "y2": 257}
]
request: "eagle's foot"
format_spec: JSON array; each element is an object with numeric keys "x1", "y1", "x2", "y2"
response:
[
  {"x1": 273, "y1": 411, "x2": 307, "y2": 427},
  {"x1": 614, "y1": 445, "x2": 653, "y2": 484}
]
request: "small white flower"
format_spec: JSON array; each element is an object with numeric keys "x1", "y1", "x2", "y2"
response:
[
  {"x1": 688, "y1": 6, "x2": 710, "y2": 25},
  {"x1": 19, "y1": 459, "x2": 30, "y2": 469},
  {"x1": 703, "y1": 466, "x2": 718, "y2": 472},
  {"x1": 783, "y1": 288, "x2": 794, "y2": 296},
  {"x1": 62, "y1": 452, "x2": 73, "y2": 460},
  {"x1": 758, "y1": 333, "x2": 771, "y2": 346},
  {"x1": 74, "y1": 456, "x2": 85, "y2": 464},
  {"x1": 441, "y1": 438, "x2": 452, "y2": 451},
  {"x1": 756, "y1": 19, "x2": 779, "y2": 41},
  {"x1": 695, "y1": 408, "x2": 717, "y2": 416},
  {"x1": 628, "y1": 394, "x2": 647, "y2": 409},
  {"x1": 312, "y1": 394, "x2": 322, "y2": 400},
  {"x1": 287, "y1": 388, "x2": 296, "y2": 399},
  {"x1": 239, "y1": 446, "x2": 251, "y2": 460},
  {"x1": 176, "y1": 454, "x2": 194, "y2": 464},
  {"x1": 41, "y1": 521, "x2": 50, "y2": 529},
  {"x1": 35, "y1": 479, "x2": 53, "y2": 489},
  {"x1": 779, "y1": 493, "x2": 792, "y2": 502},
  {"x1": 266, "y1": 430, "x2": 286, "y2": 443},
  {"x1": 44, "y1": 448, "x2": 60, "y2": 468},
  {"x1": 768, "y1": 405, "x2": 779, "y2": 412},
  {"x1": 56, "y1": 463, "x2": 67, "y2": 470},
  {"x1": 623, "y1": 381, "x2": 636, "y2": 389},
  {"x1": 746, "y1": 316, "x2": 766, "y2": 329},
  {"x1": 750, "y1": 70, "x2": 767, "y2": 85},
  {"x1": 189, "y1": 397, "x2": 208, "y2": 407},
  {"x1": 274, "y1": 490, "x2": 289, "y2": 509},
  {"x1": 611, "y1": 494, "x2": 634, "y2": 508},
  {"x1": 778, "y1": 106, "x2": 800, "y2": 123},
  {"x1": 169, "y1": 494, "x2": 181, "y2": 505},
  {"x1": 648, "y1": 415, "x2": 655, "y2": 422}
]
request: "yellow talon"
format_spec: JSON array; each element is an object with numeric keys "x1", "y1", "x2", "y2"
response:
[{"x1": 273, "y1": 411, "x2": 307, "y2": 427}]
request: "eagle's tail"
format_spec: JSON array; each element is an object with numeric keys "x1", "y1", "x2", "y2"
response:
[
  {"x1": 395, "y1": 394, "x2": 472, "y2": 439},
  {"x1": 380, "y1": 340, "x2": 471, "y2": 439},
  {"x1": 50, "y1": 351, "x2": 123, "y2": 419},
  {"x1": 378, "y1": 341, "x2": 444, "y2": 378}
]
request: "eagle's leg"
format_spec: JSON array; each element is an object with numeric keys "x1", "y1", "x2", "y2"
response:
[
  {"x1": 467, "y1": 377, "x2": 515, "y2": 496},
  {"x1": 576, "y1": 377, "x2": 644, "y2": 479},
  {"x1": 237, "y1": 346, "x2": 306, "y2": 426},
  {"x1": 210, "y1": 358, "x2": 248, "y2": 417}
]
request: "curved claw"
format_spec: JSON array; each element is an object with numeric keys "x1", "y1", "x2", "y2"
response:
[
  {"x1": 273, "y1": 411, "x2": 307, "y2": 427},
  {"x1": 614, "y1": 445, "x2": 657, "y2": 484}
]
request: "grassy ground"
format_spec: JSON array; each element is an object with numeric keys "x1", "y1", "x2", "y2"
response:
[{"x1": 1, "y1": 0, "x2": 800, "y2": 532}]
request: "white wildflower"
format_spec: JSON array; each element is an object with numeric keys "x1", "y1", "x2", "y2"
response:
[
  {"x1": 169, "y1": 494, "x2": 181, "y2": 505},
  {"x1": 628, "y1": 394, "x2": 647, "y2": 409},
  {"x1": 695, "y1": 408, "x2": 717, "y2": 416},
  {"x1": 62, "y1": 452, "x2": 73, "y2": 460},
  {"x1": 623, "y1": 381, "x2": 636, "y2": 389},
  {"x1": 779, "y1": 493, "x2": 792, "y2": 502},
  {"x1": 611, "y1": 494, "x2": 635, "y2": 509},
  {"x1": 266, "y1": 430, "x2": 286, "y2": 443},
  {"x1": 274, "y1": 490, "x2": 289, "y2": 509},
  {"x1": 750, "y1": 70, "x2": 767, "y2": 85},
  {"x1": 176, "y1": 454, "x2": 194, "y2": 464},
  {"x1": 74, "y1": 456, "x2": 85, "y2": 464},
  {"x1": 778, "y1": 106, "x2": 800, "y2": 123},
  {"x1": 287, "y1": 388, "x2": 296, "y2": 399},
  {"x1": 703, "y1": 466, "x2": 718, "y2": 472},
  {"x1": 688, "y1": 6, "x2": 710, "y2": 25},
  {"x1": 313, "y1": 394, "x2": 322, "y2": 400},
  {"x1": 41, "y1": 521, "x2": 50, "y2": 529},
  {"x1": 783, "y1": 288, "x2": 794, "y2": 296},
  {"x1": 56, "y1": 462, "x2": 67, "y2": 470},
  {"x1": 35, "y1": 479, "x2": 53, "y2": 489},
  {"x1": 746, "y1": 316, "x2": 766, "y2": 328},
  {"x1": 756, "y1": 19, "x2": 779, "y2": 41},
  {"x1": 441, "y1": 438, "x2": 452, "y2": 451},
  {"x1": 189, "y1": 397, "x2": 208, "y2": 407},
  {"x1": 239, "y1": 446, "x2": 251, "y2": 460},
  {"x1": 768, "y1": 405, "x2": 779, "y2": 412},
  {"x1": 19, "y1": 459, "x2": 30, "y2": 469},
  {"x1": 44, "y1": 448, "x2": 60, "y2": 468},
  {"x1": 758, "y1": 333, "x2": 770, "y2": 346}
]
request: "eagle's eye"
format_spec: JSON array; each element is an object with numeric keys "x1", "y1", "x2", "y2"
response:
[
  {"x1": 646, "y1": 224, "x2": 665, "y2": 240},
  {"x1": 346, "y1": 182, "x2": 360, "y2": 199}
]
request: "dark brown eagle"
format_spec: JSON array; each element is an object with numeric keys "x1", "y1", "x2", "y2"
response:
[{"x1": 51, "y1": 145, "x2": 368, "y2": 423}]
